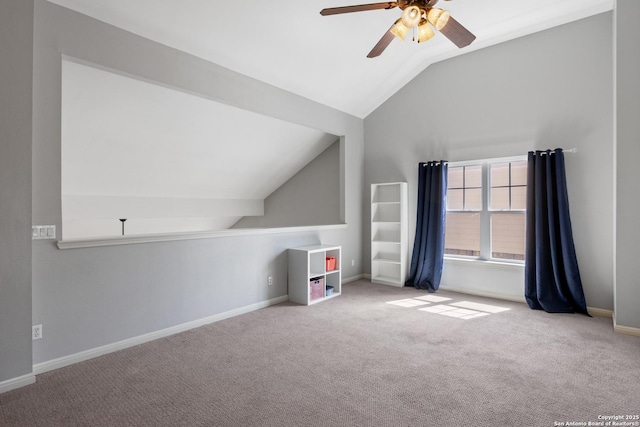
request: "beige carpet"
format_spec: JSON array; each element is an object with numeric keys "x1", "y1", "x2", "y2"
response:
[{"x1": 1, "y1": 280, "x2": 639, "y2": 426}]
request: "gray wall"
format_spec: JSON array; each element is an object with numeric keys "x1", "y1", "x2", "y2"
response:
[
  {"x1": 0, "y1": 0, "x2": 34, "y2": 383},
  {"x1": 614, "y1": 0, "x2": 640, "y2": 329},
  {"x1": 233, "y1": 139, "x2": 342, "y2": 229},
  {"x1": 31, "y1": 0, "x2": 363, "y2": 365},
  {"x1": 364, "y1": 13, "x2": 615, "y2": 310}
]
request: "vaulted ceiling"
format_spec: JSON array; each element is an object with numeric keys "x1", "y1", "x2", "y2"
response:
[
  {"x1": 48, "y1": 0, "x2": 613, "y2": 118},
  {"x1": 51, "y1": 0, "x2": 613, "y2": 236}
]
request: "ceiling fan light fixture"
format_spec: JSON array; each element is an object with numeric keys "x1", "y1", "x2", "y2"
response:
[
  {"x1": 400, "y1": 5, "x2": 422, "y2": 28},
  {"x1": 390, "y1": 18, "x2": 409, "y2": 41},
  {"x1": 427, "y1": 8, "x2": 450, "y2": 30},
  {"x1": 319, "y1": 1, "x2": 477, "y2": 57},
  {"x1": 417, "y1": 19, "x2": 435, "y2": 43}
]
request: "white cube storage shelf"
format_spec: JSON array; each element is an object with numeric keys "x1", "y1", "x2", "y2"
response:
[
  {"x1": 371, "y1": 182, "x2": 408, "y2": 287},
  {"x1": 288, "y1": 245, "x2": 341, "y2": 305}
]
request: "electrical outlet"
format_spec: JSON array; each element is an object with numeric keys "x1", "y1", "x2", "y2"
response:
[
  {"x1": 32, "y1": 324, "x2": 43, "y2": 340},
  {"x1": 352, "y1": 259, "x2": 355, "y2": 267},
  {"x1": 268, "y1": 276, "x2": 273, "y2": 286}
]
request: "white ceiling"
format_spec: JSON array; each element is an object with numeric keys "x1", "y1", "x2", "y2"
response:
[
  {"x1": 61, "y1": 59, "x2": 337, "y2": 200},
  {"x1": 53, "y1": 0, "x2": 613, "y2": 234},
  {"x1": 48, "y1": 0, "x2": 613, "y2": 118}
]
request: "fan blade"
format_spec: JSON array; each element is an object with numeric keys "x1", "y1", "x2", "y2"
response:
[
  {"x1": 367, "y1": 26, "x2": 396, "y2": 58},
  {"x1": 439, "y1": 16, "x2": 476, "y2": 48},
  {"x1": 320, "y1": 2, "x2": 397, "y2": 16}
]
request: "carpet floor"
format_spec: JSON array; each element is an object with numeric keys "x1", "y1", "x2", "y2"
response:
[{"x1": 1, "y1": 280, "x2": 639, "y2": 426}]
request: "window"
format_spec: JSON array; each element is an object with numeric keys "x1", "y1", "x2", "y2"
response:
[
  {"x1": 445, "y1": 165, "x2": 481, "y2": 257},
  {"x1": 489, "y1": 161, "x2": 527, "y2": 260},
  {"x1": 445, "y1": 157, "x2": 527, "y2": 262}
]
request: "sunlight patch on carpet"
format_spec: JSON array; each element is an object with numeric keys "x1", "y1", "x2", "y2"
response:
[
  {"x1": 450, "y1": 301, "x2": 511, "y2": 313},
  {"x1": 419, "y1": 305, "x2": 491, "y2": 319},
  {"x1": 386, "y1": 298, "x2": 430, "y2": 308},
  {"x1": 386, "y1": 296, "x2": 511, "y2": 320},
  {"x1": 414, "y1": 295, "x2": 451, "y2": 303}
]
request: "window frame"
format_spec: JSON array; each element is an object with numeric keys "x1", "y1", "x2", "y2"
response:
[{"x1": 445, "y1": 155, "x2": 527, "y2": 263}]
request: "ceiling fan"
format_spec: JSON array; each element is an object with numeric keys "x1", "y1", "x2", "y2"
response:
[{"x1": 320, "y1": 0, "x2": 476, "y2": 58}]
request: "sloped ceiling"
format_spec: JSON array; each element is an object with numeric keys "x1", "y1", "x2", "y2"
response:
[
  {"x1": 60, "y1": 59, "x2": 338, "y2": 237},
  {"x1": 52, "y1": 0, "x2": 613, "y2": 236},
  {"x1": 48, "y1": 0, "x2": 613, "y2": 118},
  {"x1": 62, "y1": 60, "x2": 336, "y2": 201}
]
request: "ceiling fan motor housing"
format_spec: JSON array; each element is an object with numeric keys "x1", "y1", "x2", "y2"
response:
[{"x1": 319, "y1": 0, "x2": 475, "y2": 57}]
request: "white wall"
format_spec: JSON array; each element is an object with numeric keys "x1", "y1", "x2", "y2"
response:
[
  {"x1": 31, "y1": 0, "x2": 363, "y2": 365},
  {"x1": 233, "y1": 139, "x2": 343, "y2": 229},
  {"x1": 364, "y1": 13, "x2": 614, "y2": 310},
  {"x1": 0, "y1": 0, "x2": 34, "y2": 386},
  {"x1": 59, "y1": 58, "x2": 341, "y2": 239},
  {"x1": 614, "y1": 0, "x2": 640, "y2": 330}
]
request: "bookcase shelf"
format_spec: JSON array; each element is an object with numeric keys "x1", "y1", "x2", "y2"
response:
[
  {"x1": 371, "y1": 183, "x2": 408, "y2": 287},
  {"x1": 288, "y1": 245, "x2": 341, "y2": 305}
]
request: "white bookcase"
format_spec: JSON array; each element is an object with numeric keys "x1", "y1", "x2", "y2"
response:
[
  {"x1": 288, "y1": 245, "x2": 341, "y2": 305},
  {"x1": 371, "y1": 182, "x2": 408, "y2": 287}
]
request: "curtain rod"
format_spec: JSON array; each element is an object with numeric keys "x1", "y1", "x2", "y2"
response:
[
  {"x1": 534, "y1": 148, "x2": 577, "y2": 154},
  {"x1": 420, "y1": 161, "x2": 447, "y2": 166}
]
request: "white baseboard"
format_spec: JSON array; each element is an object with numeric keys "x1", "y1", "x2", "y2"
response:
[
  {"x1": 33, "y1": 295, "x2": 288, "y2": 376},
  {"x1": 32, "y1": 278, "x2": 366, "y2": 377},
  {"x1": 0, "y1": 373, "x2": 36, "y2": 395},
  {"x1": 588, "y1": 307, "x2": 613, "y2": 318},
  {"x1": 613, "y1": 322, "x2": 640, "y2": 337},
  {"x1": 439, "y1": 286, "x2": 614, "y2": 318},
  {"x1": 439, "y1": 286, "x2": 527, "y2": 304},
  {"x1": 342, "y1": 274, "x2": 366, "y2": 284}
]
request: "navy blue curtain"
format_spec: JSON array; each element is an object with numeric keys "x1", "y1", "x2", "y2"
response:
[
  {"x1": 406, "y1": 161, "x2": 448, "y2": 292},
  {"x1": 525, "y1": 149, "x2": 589, "y2": 315}
]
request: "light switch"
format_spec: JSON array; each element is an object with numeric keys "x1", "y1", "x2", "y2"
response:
[{"x1": 32, "y1": 225, "x2": 56, "y2": 240}]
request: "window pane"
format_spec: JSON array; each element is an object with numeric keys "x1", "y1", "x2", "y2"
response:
[
  {"x1": 447, "y1": 189, "x2": 463, "y2": 210},
  {"x1": 490, "y1": 162, "x2": 510, "y2": 187},
  {"x1": 511, "y1": 186, "x2": 527, "y2": 210},
  {"x1": 490, "y1": 187, "x2": 510, "y2": 210},
  {"x1": 491, "y1": 213, "x2": 525, "y2": 260},
  {"x1": 511, "y1": 161, "x2": 528, "y2": 186},
  {"x1": 465, "y1": 165, "x2": 482, "y2": 188},
  {"x1": 448, "y1": 167, "x2": 464, "y2": 189},
  {"x1": 465, "y1": 188, "x2": 482, "y2": 210},
  {"x1": 445, "y1": 213, "x2": 480, "y2": 257}
]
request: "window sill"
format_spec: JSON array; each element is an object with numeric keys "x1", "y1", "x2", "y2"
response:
[
  {"x1": 444, "y1": 257, "x2": 525, "y2": 270},
  {"x1": 56, "y1": 224, "x2": 347, "y2": 250}
]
